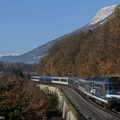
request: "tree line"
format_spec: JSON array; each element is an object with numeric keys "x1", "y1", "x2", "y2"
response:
[{"x1": 0, "y1": 62, "x2": 37, "y2": 74}]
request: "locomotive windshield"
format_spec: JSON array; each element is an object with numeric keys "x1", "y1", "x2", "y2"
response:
[{"x1": 109, "y1": 84, "x2": 118, "y2": 90}]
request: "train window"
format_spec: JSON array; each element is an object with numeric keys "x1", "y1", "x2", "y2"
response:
[
  {"x1": 31, "y1": 76, "x2": 39, "y2": 81},
  {"x1": 94, "y1": 77, "x2": 108, "y2": 81},
  {"x1": 101, "y1": 85, "x2": 105, "y2": 97},
  {"x1": 109, "y1": 84, "x2": 118, "y2": 90},
  {"x1": 86, "y1": 83, "x2": 89, "y2": 86},
  {"x1": 94, "y1": 84, "x2": 101, "y2": 88},
  {"x1": 109, "y1": 77, "x2": 118, "y2": 81},
  {"x1": 105, "y1": 84, "x2": 108, "y2": 90},
  {"x1": 79, "y1": 81, "x2": 85, "y2": 87},
  {"x1": 46, "y1": 78, "x2": 52, "y2": 82},
  {"x1": 33, "y1": 78, "x2": 39, "y2": 80},
  {"x1": 60, "y1": 79, "x2": 67, "y2": 82},
  {"x1": 118, "y1": 77, "x2": 120, "y2": 81},
  {"x1": 52, "y1": 79, "x2": 59, "y2": 81},
  {"x1": 31, "y1": 76, "x2": 39, "y2": 79}
]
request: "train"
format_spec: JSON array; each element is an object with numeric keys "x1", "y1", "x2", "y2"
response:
[{"x1": 31, "y1": 76, "x2": 120, "y2": 110}]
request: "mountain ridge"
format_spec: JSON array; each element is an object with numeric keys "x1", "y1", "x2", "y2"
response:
[{"x1": 0, "y1": 5, "x2": 117, "y2": 64}]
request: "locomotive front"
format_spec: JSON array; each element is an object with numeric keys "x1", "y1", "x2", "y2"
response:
[{"x1": 106, "y1": 77, "x2": 120, "y2": 110}]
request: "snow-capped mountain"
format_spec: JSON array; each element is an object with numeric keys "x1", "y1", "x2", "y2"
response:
[
  {"x1": 90, "y1": 5, "x2": 116, "y2": 25},
  {"x1": 69, "y1": 5, "x2": 116, "y2": 34},
  {"x1": 0, "y1": 5, "x2": 117, "y2": 64},
  {"x1": 0, "y1": 54, "x2": 20, "y2": 57},
  {"x1": 0, "y1": 36, "x2": 66, "y2": 64}
]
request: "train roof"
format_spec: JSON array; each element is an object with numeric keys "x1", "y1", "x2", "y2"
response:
[
  {"x1": 80, "y1": 76, "x2": 120, "y2": 83},
  {"x1": 31, "y1": 76, "x2": 40, "y2": 78},
  {"x1": 40, "y1": 76, "x2": 52, "y2": 78},
  {"x1": 93, "y1": 77, "x2": 120, "y2": 82}
]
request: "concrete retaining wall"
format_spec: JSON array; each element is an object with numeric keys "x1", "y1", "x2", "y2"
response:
[{"x1": 36, "y1": 84, "x2": 83, "y2": 120}]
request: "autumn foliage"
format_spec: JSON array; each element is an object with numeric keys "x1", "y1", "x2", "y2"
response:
[
  {"x1": 37, "y1": 5, "x2": 120, "y2": 77},
  {"x1": 0, "y1": 69, "x2": 59, "y2": 120}
]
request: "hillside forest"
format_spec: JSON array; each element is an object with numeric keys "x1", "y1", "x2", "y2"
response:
[{"x1": 37, "y1": 5, "x2": 120, "y2": 77}]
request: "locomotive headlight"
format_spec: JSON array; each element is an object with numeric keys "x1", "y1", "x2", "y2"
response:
[{"x1": 117, "y1": 91, "x2": 120, "y2": 94}]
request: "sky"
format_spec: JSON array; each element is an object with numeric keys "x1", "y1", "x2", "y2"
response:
[{"x1": 0, "y1": 0, "x2": 120, "y2": 55}]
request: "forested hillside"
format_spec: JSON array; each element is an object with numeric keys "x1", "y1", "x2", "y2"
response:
[{"x1": 37, "y1": 5, "x2": 120, "y2": 77}]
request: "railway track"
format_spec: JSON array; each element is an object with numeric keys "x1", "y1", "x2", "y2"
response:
[{"x1": 58, "y1": 85, "x2": 120, "y2": 120}]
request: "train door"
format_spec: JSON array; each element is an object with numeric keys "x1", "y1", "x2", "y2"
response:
[
  {"x1": 101, "y1": 84, "x2": 105, "y2": 97},
  {"x1": 84, "y1": 82, "x2": 90, "y2": 93},
  {"x1": 90, "y1": 82, "x2": 95, "y2": 94}
]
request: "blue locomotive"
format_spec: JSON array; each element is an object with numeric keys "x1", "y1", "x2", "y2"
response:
[
  {"x1": 31, "y1": 76, "x2": 120, "y2": 110},
  {"x1": 79, "y1": 77, "x2": 120, "y2": 110}
]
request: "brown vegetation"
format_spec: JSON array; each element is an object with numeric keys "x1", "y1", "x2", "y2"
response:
[
  {"x1": 37, "y1": 5, "x2": 120, "y2": 77},
  {"x1": 0, "y1": 69, "x2": 59, "y2": 120}
]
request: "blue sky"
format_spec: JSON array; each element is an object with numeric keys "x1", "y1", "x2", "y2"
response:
[{"x1": 0, "y1": 0, "x2": 120, "y2": 54}]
